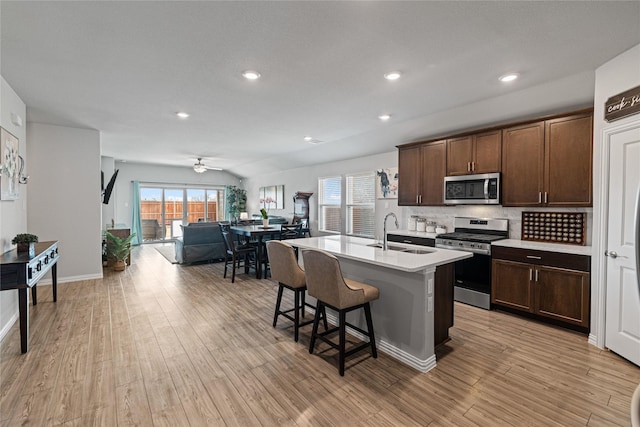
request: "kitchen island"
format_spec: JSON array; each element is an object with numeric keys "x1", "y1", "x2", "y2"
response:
[{"x1": 287, "y1": 235, "x2": 472, "y2": 372}]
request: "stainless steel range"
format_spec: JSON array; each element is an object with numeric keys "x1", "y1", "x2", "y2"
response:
[{"x1": 435, "y1": 217, "x2": 509, "y2": 310}]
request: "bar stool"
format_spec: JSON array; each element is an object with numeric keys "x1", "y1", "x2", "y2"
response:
[
  {"x1": 301, "y1": 248, "x2": 379, "y2": 376},
  {"x1": 265, "y1": 241, "x2": 324, "y2": 342}
]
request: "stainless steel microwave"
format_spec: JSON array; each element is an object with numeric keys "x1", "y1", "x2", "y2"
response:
[{"x1": 444, "y1": 173, "x2": 500, "y2": 205}]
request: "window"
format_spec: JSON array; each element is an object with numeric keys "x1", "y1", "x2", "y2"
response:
[
  {"x1": 318, "y1": 172, "x2": 376, "y2": 237},
  {"x1": 346, "y1": 172, "x2": 375, "y2": 237},
  {"x1": 318, "y1": 176, "x2": 342, "y2": 233},
  {"x1": 139, "y1": 186, "x2": 225, "y2": 241}
]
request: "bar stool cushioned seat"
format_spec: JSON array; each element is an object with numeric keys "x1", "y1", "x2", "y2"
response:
[
  {"x1": 302, "y1": 248, "x2": 379, "y2": 376},
  {"x1": 265, "y1": 241, "x2": 324, "y2": 342}
]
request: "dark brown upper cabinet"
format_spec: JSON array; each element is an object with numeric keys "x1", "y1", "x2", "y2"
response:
[
  {"x1": 398, "y1": 140, "x2": 446, "y2": 206},
  {"x1": 446, "y1": 130, "x2": 502, "y2": 176},
  {"x1": 502, "y1": 112, "x2": 593, "y2": 207}
]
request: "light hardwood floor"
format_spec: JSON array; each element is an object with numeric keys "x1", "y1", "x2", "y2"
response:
[{"x1": 1, "y1": 243, "x2": 639, "y2": 426}]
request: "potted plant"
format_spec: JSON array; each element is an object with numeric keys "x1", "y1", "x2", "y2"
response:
[
  {"x1": 105, "y1": 231, "x2": 136, "y2": 271},
  {"x1": 260, "y1": 208, "x2": 269, "y2": 227},
  {"x1": 12, "y1": 233, "x2": 38, "y2": 256},
  {"x1": 226, "y1": 185, "x2": 247, "y2": 223}
]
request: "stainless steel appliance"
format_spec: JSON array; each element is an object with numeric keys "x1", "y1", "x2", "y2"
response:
[
  {"x1": 435, "y1": 217, "x2": 509, "y2": 309},
  {"x1": 444, "y1": 172, "x2": 500, "y2": 205}
]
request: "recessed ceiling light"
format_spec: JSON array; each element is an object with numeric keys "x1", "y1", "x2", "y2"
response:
[
  {"x1": 303, "y1": 136, "x2": 313, "y2": 142},
  {"x1": 378, "y1": 114, "x2": 391, "y2": 121},
  {"x1": 242, "y1": 70, "x2": 261, "y2": 80},
  {"x1": 499, "y1": 73, "x2": 519, "y2": 82},
  {"x1": 176, "y1": 112, "x2": 190, "y2": 119},
  {"x1": 384, "y1": 71, "x2": 402, "y2": 81}
]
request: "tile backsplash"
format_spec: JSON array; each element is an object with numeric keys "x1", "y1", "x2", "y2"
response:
[{"x1": 399, "y1": 205, "x2": 593, "y2": 245}]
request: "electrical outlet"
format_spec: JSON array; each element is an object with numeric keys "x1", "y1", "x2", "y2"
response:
[
  {"x1": 427, "y1": 296, "x2": 433, "y2": 312},
  {"x1": 428, "y1": 278, "x2": 433, "y2": 294}
]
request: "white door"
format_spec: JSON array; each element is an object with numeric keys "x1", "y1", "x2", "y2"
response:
[{"x1": 605, "y1": 123, "x2": 640, "y2": 366}]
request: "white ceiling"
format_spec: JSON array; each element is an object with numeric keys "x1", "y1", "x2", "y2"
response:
[{"x1": 2, "y1": 1, "x2": 639, "y2": 178}]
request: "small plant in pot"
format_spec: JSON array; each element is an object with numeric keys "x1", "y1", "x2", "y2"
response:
[
  {"x1": 12, "y1": 233, "x2": 38, "y2": 256},
  {"x1": 260, "y1": 208, "x2": 269, "y2": 227},
  {"x1": 105, "y1": 231, "x2": 136, "y2": 271}
]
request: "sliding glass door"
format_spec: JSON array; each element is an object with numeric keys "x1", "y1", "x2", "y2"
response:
[{"x1": 139, "y1": 186, "x2": 225, "y2": 242}]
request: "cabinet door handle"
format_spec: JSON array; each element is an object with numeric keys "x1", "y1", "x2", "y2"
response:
[
  {"x1": 538, "y1": 192, "x2": 542, "y2": 204},
  {"x1": 416, "y1": 195, "x2": 419, "y2": 204},
  {"x1": 526, "y1": 255, "x2": 542, "y2": 260},
  {"x1": 535, "y1": 269, "x2": 539, "y2": 282},
  {"x1": 544, "y1": 192, "x2": 548, "y2": 203},
  {"x1": 472, "y1": 161, "x2": 475, "y2": 172},
  {"x1": 467, "y1": 162, "x2": 471, "y2": 172},
  {"x1": 529, "y1": 268, "x2": 533, "y2": 281},
  {"x1": 419, "y1": 195, "x2": 422, "y2": 204}
]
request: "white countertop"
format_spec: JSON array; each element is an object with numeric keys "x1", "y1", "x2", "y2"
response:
[
  {"x1": 287, "y1": 235, "x2": 472, "y2": 272},
  {"x1": 492, "y1": 239, "x2": 592, "y2": 256},
  {"x1": 386, "y1": 230, "x2": 439, "y2": 239}
]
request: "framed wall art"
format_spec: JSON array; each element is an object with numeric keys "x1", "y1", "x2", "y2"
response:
[
  {"x1": 259, "y1": 185, "x2": 284, "y2": 210},
  {"x1": 1, "y1": 127, "x2": 19, "y2": 200},
  {"x1": 376, "y1": 167, "x2": 398, "y2": 199}
]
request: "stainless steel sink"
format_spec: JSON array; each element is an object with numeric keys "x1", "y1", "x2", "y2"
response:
[
  {"x1": 402, "y1": 248, "x2": 433, "y2": 255},
  {"x1": 366, "y1": 243, "x2": 432, "y2": 254}
]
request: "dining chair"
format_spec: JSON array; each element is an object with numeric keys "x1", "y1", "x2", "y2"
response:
[
  {"x1": 279, "y1": 223, "x2": 303, "y2": 240},
  {"x1": 301, "y1": 248, "x2": 379, "y2": 376},
  {"x1": 221, "y1": 231, "x2": 257, "y2": 283}
]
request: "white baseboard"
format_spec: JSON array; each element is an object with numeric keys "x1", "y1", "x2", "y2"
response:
[
  {"x1": 0, "y1": 311, "x2": 19, "y2": 343},
  {"x1": 36, "y1": 272, "x2": 103, "y2": 286},
  {"x1": 588, "y1": 333, "x2": 602, "y2": 348}
]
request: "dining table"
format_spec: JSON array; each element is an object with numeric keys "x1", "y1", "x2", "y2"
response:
[{"x1": 229, "y1": 224, "x2": 282, "y2": 279}]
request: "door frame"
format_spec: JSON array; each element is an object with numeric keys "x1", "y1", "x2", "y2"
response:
[{"x1": 592, "y1": 117, "x2": 640, "y2": 349}]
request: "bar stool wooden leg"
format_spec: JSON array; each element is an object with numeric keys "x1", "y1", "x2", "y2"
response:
[
  {"x1": 339, "y1": 310, "x2": 347, "y2": 376},
  {"x1": 309, "y1": 301, "x2": 323, "y2": 353},
  {"x1": 364, "y1": 302, "x2": 377, "y2": 358},
  {"x1": 273, "y1": 285, "x2": 284, "y2": 327},
  {"x1": 294, "y1": 289, "x2": 300, "y2": 342}
]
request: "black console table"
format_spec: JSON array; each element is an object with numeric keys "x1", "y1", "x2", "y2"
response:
[{"x1": 0, "y1": 241, "x2": 59, "y2": 353}]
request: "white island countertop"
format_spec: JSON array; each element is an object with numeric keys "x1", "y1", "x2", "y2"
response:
[{"x1": 286, "y1": 235, "x2": 472, "y2": 272}]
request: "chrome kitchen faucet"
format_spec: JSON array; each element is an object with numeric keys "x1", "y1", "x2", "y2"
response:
[{"x1": 383, "y1": 212, "x2": 399, "y2": 251}]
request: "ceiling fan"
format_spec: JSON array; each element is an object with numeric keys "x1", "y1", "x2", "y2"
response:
[{"x1": 193, "y1": 158, "x2": 222, "y2": 173}]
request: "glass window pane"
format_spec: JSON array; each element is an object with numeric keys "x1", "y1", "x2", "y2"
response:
[
  {"x1": 207, "y1": 190, "x2": 220, "y2": 221},
  {"x1": 347, "y1": 206, "x2": 375, "y2": 236},
  {"x1": 322, "y1": 206, "x2": 342, "y2": 233},
  {"x1": 321, "y1": 176, "x2": 341, "y2": 205},
  {"x1": 140, "y1": 188, "x2": 162, "y2": 223},
  {"x1": 164, "y1": 189, "x2": 183, "y2": 237},
  {"x1": 346, "y1": 172, "x2": 375, "y2": 237},
  {"x1": 187, "y1": 189, "x2": 205, "y2": 223},
  {"x1": 347, "y1": 173, "x2": 375, "y2": 204},
  {"x1": 319, "y1": 176, "x2": 342, "y2": 233}
]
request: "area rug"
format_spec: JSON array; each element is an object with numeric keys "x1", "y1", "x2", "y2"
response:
[{"x1": 155, "y1": 245, "x2": 179, "y2": 264}]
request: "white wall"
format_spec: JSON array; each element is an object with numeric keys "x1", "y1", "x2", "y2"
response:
[
  {"x1": 111, "y1": 161, "x2": 242, "y2": 228},
  {"x1": 0, "y1": 76, "x2": 27, "y2": 340},
  {"x1": 591, "y1": 43, "x2": 640, "y2": 347},
  {"x1": 27, "y1": 123, "x2": 103, "y2": 282}
]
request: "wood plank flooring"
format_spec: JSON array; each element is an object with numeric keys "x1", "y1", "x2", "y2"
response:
[{"x1": 1, "y1": 243, "x2": 639, "y2": 426}]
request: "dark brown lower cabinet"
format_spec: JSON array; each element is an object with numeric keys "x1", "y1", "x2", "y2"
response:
[{"x1": 491, "y1": 246, "x2": 590, "y2": 329}]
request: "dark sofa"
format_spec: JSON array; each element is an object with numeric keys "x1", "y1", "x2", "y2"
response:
[{"x1": 174, "y1": 222, "x2": 225, "y2": 264}]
